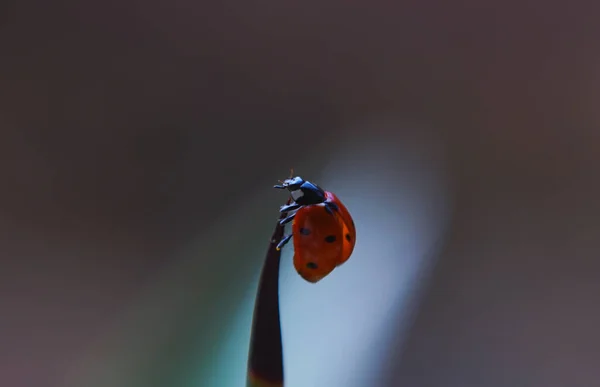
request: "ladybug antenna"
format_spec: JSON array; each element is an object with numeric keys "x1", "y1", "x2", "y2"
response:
[{"x1": 274, "y1": 168, "x2": 295, "y2": 189}]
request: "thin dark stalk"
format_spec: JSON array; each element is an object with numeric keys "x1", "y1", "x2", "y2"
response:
[{"x1": 246, "y1": 199, "x2": 291, "y2": 387}]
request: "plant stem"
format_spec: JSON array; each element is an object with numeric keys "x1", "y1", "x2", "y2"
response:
[{"x1": 246, "y1": 199, "x2": 291, "y2": 387}]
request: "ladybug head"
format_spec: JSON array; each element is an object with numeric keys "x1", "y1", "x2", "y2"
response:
[
  {"x1": 273, "y1": 176, "x2": 305, "y2": 191},
  {"x1": 274, "y1": 175, "x2": 326, "y2": 205}
]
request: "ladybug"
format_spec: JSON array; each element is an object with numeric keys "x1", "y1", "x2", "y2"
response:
[{"x1": 274, "y1": 175, "x2": 356, "y2": 283}]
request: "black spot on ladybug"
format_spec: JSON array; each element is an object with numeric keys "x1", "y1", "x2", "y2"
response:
[
  {"x1": 299, "y1": 227, "x2": 311, "y2": 235},
  {"x1": 325, "y1": 235, "x2": 337, "y2": 243},
  {"x1": 345, "y1": 233, "x2": 351, "y2": 241},
  {"x1": 307, "y1": 262, "x2": 318, "y2": 269},
  {"x1": 329, "y1": 202, "x2": 339, "y2": 211},
  {"x1": 324, "y1": 205, "x2": 334, "y2": 215}
]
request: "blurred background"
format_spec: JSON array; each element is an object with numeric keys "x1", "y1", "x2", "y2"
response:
[{"x1": 2, "y1": 1, "x2": 600, "y2": 386}]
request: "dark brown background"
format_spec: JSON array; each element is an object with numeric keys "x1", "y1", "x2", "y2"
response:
[{"x1": 2, "y1": 1, "x2": 599, "y2": 386}]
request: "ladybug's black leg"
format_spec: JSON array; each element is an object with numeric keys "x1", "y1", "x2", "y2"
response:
[
  {"x1": 280, "y1": 203, "x2": 302, "y2": 213},
  {"x1": 279, "y1": 212, "x2": 296, "y2": 226},
  {"x1": 276, "y1": 234, "x2": 293, "y2": 251}
]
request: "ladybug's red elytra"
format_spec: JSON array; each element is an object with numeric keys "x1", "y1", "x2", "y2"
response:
[{"x1": 274, "y1": 175, "x2": 356, "y2": 283}]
